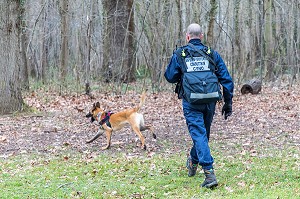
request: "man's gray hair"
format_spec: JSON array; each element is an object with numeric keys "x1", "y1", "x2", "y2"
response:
[{"x1": 186, "y1": 23, "x2": 202, "y2": 38}]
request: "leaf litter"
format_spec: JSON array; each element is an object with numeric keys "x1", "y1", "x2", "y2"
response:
[{"x1": 0, "y1": 85, "x2": 299, "y2": 159}]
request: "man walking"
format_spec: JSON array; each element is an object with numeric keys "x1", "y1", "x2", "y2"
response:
[{"x1": 164, "y1": 23, "x2": 234, "y2": 188}]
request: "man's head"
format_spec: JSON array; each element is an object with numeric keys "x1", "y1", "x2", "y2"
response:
[{"x1": 186, "y1": 23, "x2": 203, "y2": 42}]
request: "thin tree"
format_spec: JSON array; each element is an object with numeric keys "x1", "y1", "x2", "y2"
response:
[
  {"x1": 207, "y1": 0, "x2": 218, "y2": 46},
  {"x1": 265, "y1": 0, "x2": 274, "y2": 81},
  {"x1": 59, "y1": 0, "x2": 69, "y2": 84},
  {"x1": 19, "y1": 0, "x2": 29, "y2": 90}
]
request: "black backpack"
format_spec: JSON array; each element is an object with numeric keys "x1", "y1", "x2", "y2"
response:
[{"x1": 174, "y1": 43, "x2": 222, "y2": 104}]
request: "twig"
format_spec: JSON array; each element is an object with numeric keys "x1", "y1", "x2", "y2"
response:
[{"x1": 58, "y1": 182, "x2": 73, "y2": 189}]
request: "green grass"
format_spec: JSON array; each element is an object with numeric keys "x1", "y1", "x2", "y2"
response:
[{"x1": 0, "y1": 148, "x2": 299, "y2": 199}]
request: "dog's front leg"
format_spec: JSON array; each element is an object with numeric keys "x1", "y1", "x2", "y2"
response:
[
  {"x1": 86, "y1": 128, "x2": 104, "y2": 144},
  {"x1": 102, "y1": 130, "x2": 112, "y2": 150}
]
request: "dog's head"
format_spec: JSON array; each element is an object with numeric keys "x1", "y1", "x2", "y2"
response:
[{"x1": 86, "y1": 102, "x2": 104, "y2": 123}]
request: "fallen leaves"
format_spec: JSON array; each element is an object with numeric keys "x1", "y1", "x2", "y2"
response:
[
  {"x1": 0, "y1": 135, "x2": 7, "y2": 142},
  {"x1": 0, "y1": 85, "x2": 299, "y2": 158}
]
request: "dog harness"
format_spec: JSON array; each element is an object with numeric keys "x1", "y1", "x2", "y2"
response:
[{"x1": 98, "y1": 111, "x2": 113, "y2": 128}]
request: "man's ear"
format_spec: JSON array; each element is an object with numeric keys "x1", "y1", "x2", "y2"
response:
[
  {"x1": 186, "y1": 34, "x2": 190, "y2": 42},
  {"x1": 200, "y1": 33, "x2": 204, "y2": 40}
]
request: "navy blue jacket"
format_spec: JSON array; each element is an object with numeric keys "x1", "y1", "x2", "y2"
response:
[{"x1": 164, "y1": 39, "x2": 234, "y2": 104}]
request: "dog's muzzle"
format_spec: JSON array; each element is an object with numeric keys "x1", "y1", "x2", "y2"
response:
[{"x1": 86, "y1": 112, "x2": 95, "y2": 123}]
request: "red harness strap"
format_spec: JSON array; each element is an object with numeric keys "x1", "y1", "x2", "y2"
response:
[{"x1": 99, "y1": 111, "x2": 113, "y2": 127}]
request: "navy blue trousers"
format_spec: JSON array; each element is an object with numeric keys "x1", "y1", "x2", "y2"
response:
[{"x1": 183, "y1": 101, "x2": 216, "y2": 170}]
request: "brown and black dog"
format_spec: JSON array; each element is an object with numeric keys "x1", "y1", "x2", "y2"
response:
[{"x1": 86, "y1": 91, "x2": 156, "y2": 150}]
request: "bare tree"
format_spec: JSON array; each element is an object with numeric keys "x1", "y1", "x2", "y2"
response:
[
  {"x1": 102, "y1": 0, "x2": 136, "y2": 83},
  {"x1": 59, "y1": 0, "x2": 69, "y2": 83},
  {"x1": 40, "y1": 0, "x2": 51, "y2": 83},
  {"x1": 14, "y1": 0, "x2": 300, "y2": 91},
  {"x1": 264, "y1": 0, "x2": 274, "y2": 81},
  {"x1": 232, "y1": 0, "x2": 241, "y2": 82},
  {"x1": 207, "y1": 0, "x2": 218, "y2": 46},
  {"x1": 19, "y1": 0, "x2": 29, "y2": 90},
  {"x1": 0, "y1": 1, "x2": 24, "y2": 114}
]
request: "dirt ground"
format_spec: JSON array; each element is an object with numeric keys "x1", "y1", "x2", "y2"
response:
[{"x1": 0, "y1": 86, "x2": 299, "y2": 158}]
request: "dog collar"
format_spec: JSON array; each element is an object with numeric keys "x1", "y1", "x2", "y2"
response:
[{"x1": 97, "y1": 112, "x2": 103, "y2": 122}]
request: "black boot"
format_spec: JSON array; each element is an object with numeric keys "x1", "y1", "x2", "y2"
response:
[
  {"x1": 201, "y1": 169, "x2": 218, "y2": 188},
  {"x1": 186, "y1": 156, "x2": 198, "y2": 177}
]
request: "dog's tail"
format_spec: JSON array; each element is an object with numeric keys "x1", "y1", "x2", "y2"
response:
[{"x1": 135, "y1": 90, "x2": 146, "y2": 112}]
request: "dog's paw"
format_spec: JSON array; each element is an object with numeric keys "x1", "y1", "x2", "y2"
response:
[{"x1": 101, "y1": 145, "x2": 110, "y2": 150}]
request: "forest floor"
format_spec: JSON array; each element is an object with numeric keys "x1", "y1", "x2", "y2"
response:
[{"x1": 0, "y1": 85, "x2": 299, "y2": 159}]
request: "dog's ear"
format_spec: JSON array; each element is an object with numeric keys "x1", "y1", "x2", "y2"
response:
[{"x1": 95, "y1": 102, "x2": 100, "y2": 108}]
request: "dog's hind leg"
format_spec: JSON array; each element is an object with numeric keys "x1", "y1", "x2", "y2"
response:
[
  {"x1": 140, "y1": 125, "x2": 156, "y2": 139},
  {"x1": 132, "y1": 125, "x2": 146, "y2": 150},
  {"x1": 138, "y1": 114, "x2": 156, "y2": 139}
]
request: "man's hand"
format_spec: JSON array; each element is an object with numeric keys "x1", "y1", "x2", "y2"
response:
[{"x1": 222, "y1": 102, "x2": 232, "y2": 120}]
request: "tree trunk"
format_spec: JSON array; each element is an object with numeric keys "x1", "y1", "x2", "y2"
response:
[
  {"x1": 41, "y1": 1, "x2": 51, "y2": 83},
  {"x1": 0, "y1": 1, "x2": 24, "y2": 114},
  {"x1": 102, "y1": 0, "x2": 136, "y2": 83},
  {"x1": 59, "y1": 0, "x2": 69, "y2": 83},
  {"x1": 233, "y1": 0, "x2": 241, "y2": 82},
  {"x1": 294, "y1": 0, "x2": 300, "y2": 83},
  {"x1": 126, "y1": 0, "x2": 136, "y2": 82},
  {"x1": 85, "y1": 9, "x2": 93, "y2": 96},
  {"x1": 207, "y1": 0, "x2": 218, "y2": 46},
  {"x1": 258, "y1": 0, "x2": 265, "y2": 82},
  {"x1": 265, "y1": 0, "x2": 274, "y2": 81},
  {"x1": 176, "y1": 0, "x2": 185, "y2": 46},
  {"x1": 19, "y1": 0, "x2": 29, "y2": 90}
]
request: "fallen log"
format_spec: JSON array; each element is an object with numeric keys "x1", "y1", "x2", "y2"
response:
[{"x1": 241, "y1": 79, "x2": 262, "y2": 94}]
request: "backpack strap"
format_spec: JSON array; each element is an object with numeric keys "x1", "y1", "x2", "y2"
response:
[
  {"x1": 173, "y1": 47, "x2": 186, "y2": 99},
  {"x1": 187, "y1": 43, "x2": 217, "y2": 71},
  {"x1": 174, "y1": 47, "x2": 187, "y2": 73}
]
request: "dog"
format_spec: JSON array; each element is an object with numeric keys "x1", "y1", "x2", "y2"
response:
[{"x1": 86, "y1": 91, "x2": 156, "y2": 150}]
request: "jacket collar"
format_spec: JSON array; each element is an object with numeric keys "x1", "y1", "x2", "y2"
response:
[{"x1": 188, "y1": 39, "x2": 203, "y2": 46}]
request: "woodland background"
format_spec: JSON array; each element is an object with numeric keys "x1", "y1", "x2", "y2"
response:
[
  {"x1": 0, "y1": 0, "x2": 300, "y2": 113},
  {"x1": 0, "y1": 1, "x2": 299, "y2": 197}
]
